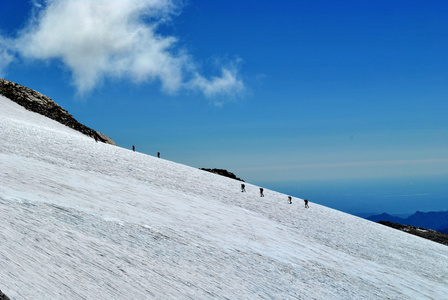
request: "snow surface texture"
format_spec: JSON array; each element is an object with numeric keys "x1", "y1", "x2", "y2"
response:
[{"x1": 1, "y1": 95, "x2": 447, "y2": 299}]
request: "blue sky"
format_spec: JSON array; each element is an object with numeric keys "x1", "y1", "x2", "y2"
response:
[{"x1": 1, "y1": 0, "x2": 447, "y2": 215}]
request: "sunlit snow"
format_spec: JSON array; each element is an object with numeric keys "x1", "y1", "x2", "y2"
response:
[{"x1": 1, "y1": 95, "x2": 447, "y2": 299}]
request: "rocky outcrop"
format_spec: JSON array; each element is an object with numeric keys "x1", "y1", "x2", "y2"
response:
[
  {"x1": 0, "y1": 289, "x2": 11, "y2": 300},
  {"x1": 200, "y1": 168, "x2": 244, "y2": 182},
  {"x1": 378, "y1": 221, "x2": 448, "y2": 247},
  {"x1": 0, "y1": 78, "x2": 116, "y2": 145}
]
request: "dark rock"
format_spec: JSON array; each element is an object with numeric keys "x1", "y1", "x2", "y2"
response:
[
  {"x1": 378, "y1": 221, "x2": 448, "y2": 247},
  {"x1": 200, "y1": 168, "x2": 244, "y2": 182},
  {"x1": 0, "y1": 78, "x2": 116, "y2": 145},
  {"x1": 0, "y1": 289, "x2": 11, "y2": 300}
]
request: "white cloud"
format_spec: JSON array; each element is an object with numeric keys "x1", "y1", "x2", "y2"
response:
[
  {"x1": 31, "y1": 0, "x2": 43, "y2": 8},
  {"x1": 10, "y1": 0, "x2": 244, "y2": 98},
  {"x1": 189, "y1": 67, "x2": 244, "y2": 98}
]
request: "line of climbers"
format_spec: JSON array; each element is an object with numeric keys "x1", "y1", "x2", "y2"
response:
[
  {"x1": 240, "y1": 183, "x2": 309, "y2": 208},
  {"x1": 127, "y1": 144, "x2": 309, "y2": 208}
]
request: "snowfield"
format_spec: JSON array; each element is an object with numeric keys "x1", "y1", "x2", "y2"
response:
[{"x1": 1, "y1": 95, "x2": 447, "y2": 299}]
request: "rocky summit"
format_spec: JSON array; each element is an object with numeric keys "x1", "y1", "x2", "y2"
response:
[
  {"x1": 200, "y1": 168, "x2": 245, "y2": 182},
  {"x1": 0, "y1": 78, "x2": 116, "y2": 145}
]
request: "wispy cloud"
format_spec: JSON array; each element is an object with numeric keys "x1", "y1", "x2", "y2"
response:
[
  {"x1": 379, "y1": 193, "x2": 430, "y2": 198},
  {"x1": 233, "y1": 158, "x2": 448, "y2": 182},
  {"x1": 5, "y1": 0, "x2": 244, "y2": 100},
  {"x1": 190, "y1": 67, "x2": 244, "y2": 98},
  {"x1": 236, "y1": 158, "x2": 448, "y2": 172}
]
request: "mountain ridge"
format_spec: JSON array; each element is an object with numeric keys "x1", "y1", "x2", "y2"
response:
[
  {"x1": 1, "y1": 89, "x2": 448, "y2": 298},
  {"x1": 0, "y1": 78, "x2": 116, "y2": 145}
]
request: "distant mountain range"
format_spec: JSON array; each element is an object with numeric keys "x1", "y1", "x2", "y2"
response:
[{"x1": 366, "y1": 211, "x2": 448, "y2": 233}]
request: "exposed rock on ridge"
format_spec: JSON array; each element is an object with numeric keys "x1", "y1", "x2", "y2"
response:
[
  {"x1": 0, "y1": 289, "x2": 10, "y2": 300},
  {"x1": 200, "y1": 168, "x2": 245, "y2": 182},
  {"x1": 378, "y1": 221, "x2": 448, "y2": 247},
  {"x1": 0, "y1": 78, "x2": 116, "y2": 145}
]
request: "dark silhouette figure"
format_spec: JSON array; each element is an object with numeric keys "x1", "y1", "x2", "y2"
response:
[
  {"x1": 241, "y1": 184, "x2": 246, "y2": 192},
  {"x1": 94, "y1": 135, "x2": 98, "y2": 142},
  {"x1": 304, "y1": 199, "x2": 309, "y2": 208},
  {"x1": 132, "y1": 145, "x2": 135, "y2": 152},
  {"x1": 260, "y1": 188, "x2": 264, "y2": 197},
  {"x1": 157, "y1": 152, "x2": 160, "y2": 158},
  {"x1": 288, "y1": 196, "x2": 292, "y2": 204}
]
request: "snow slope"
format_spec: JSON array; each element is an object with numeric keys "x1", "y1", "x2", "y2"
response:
[{"x1": 1, "y1": 95, "x2": 447, "y2": 299}]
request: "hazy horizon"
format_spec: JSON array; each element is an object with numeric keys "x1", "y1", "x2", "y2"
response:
[{"x1": 257, "y1": 175, "x2": 448, "y2": 216}]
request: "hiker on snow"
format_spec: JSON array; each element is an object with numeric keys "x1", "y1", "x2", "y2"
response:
[
  {"x1": 132, "y1": 145, "x2": 135, "y2": 152},
  {"x1": 304, "y1": 199, "x2": 309, "y2": 208},
  {"x1": 241, "y1": 184, "x2": 246, "y2": 192},
  {"x1": 260, "y1": 188, "x2": 264, "y2": 197},
  {"x1": 288, "y1": 196, "x2": 292, "y2": 204}
]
